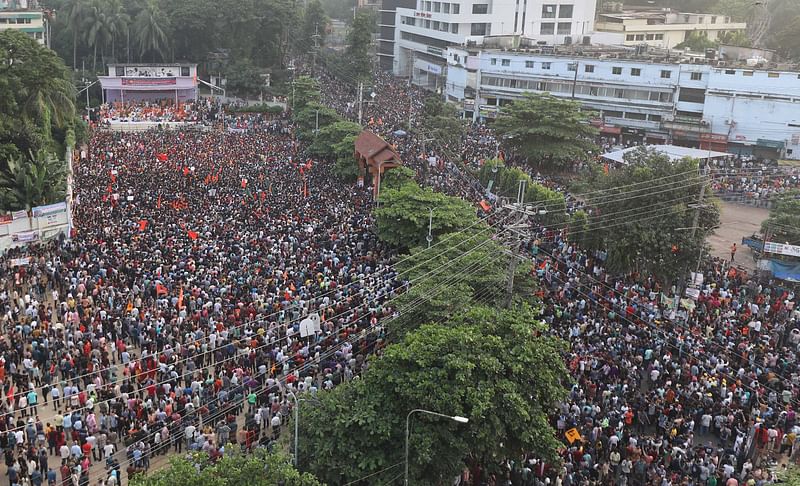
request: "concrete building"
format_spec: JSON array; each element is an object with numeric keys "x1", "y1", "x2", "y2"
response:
[
  {"x1": 392, "y1": 0, "x2": 597, "y2": 90},
  {"x1": 378, "y1": 0, "x2": 417, "y2": 71},
  {"x1": 0, "y1": 0, "x2": 48, "y2": 47},
  {"x1": 447, "y1": 48, "x2": 800, "y2": 159},
  {"x1": 98, "y1": 64, "x2": 199, "y2": 104},
  {"x1": 595, "y1": 9, "x2": 747, "y2": 49}
]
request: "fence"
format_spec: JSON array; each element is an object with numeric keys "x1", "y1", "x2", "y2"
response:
[{"x1": 0, "y1": 202, "x2": 69, "y2": 255}]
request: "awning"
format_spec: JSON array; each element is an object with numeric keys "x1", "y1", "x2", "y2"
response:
[{"x1": 756, "y1": 139, "x2": 785, "y2": 149}]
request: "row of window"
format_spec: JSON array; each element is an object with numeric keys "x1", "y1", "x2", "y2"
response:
[
  {"x1": 540, "y1": 22, "x2": 572, "y2": 35},
  {"x1": 0, "y1": 17, "x2": 34, "y2": 24},
  {"x1": 625, "y1": 33, "x2": 665, "y2": 41},
  {"x1": 418, "y1": 1, "x2": 461, "y2": 13},
  {"x1": 541, "y1": 4, "x2": 573, "y2": 19},
  {"x1": 402, "y1": 16, "x2": 460, "y2": 33},
  {"x1": 484, "y1": 59, "x2": 706, "y2": 82},
  {"x1": 480, "y1": 76, "x2": 675, "y2": 103}
]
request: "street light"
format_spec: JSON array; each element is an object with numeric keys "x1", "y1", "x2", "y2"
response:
[
  {"x1": 426, "y1": 208, "x2": 435, "y2": 248},
  {"x1": 404, "y1": 409, "x2": 469, "y2": 486},
  {"x1": 285, "y1": 388, "x2": 321, "y2": 467}
]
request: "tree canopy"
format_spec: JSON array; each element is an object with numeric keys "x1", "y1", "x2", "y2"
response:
[
  {"x1": 477, "y1": 159, "x2": 567, "y2": 224},
  {"x1": 580, "y1": 148, "x2": 720, "y2": 283},
  {"x1": 129, "y1": 449, "x2": 320, "y2": 486},
  {"x1": 492, "y1": 94, "x2": 598, "y2": 169},
  {"x1": 761, "y1": 190, "x2": 800, "y2": 245},
  {"x1": 297, "y1": 304, "x2": 568, "y2": 485}
]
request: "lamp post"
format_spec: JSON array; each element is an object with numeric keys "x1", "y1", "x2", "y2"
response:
[
  {"x1": 286, "y1": 389, "x2": 320, "y2": 467},
  {"x1": 426, "y1": 208, "x2": 435, "y2": 248},
  {"x1": 404, "y1": 409, "x2": 468, "y2": 486}
]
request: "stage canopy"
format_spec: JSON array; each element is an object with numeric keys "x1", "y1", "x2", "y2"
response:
[{"x1": 601, "y1": 145, "x2": 731, "y2": 165}]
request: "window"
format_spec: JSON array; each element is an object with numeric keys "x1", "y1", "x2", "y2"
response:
[
  {"x1": 634, "y1": 34, "x2": 644, "y2": 41},
  {"x1": 724, "y1": 69, "x2": 736, "y2": 75},
  {"x1": 181, "y1": 66, "x2": 190, "y2": 77},
  {"x1": 660, "y1": 70, "x2": 671, "y2": 79},
  {"x1": 432, "y1": 21, "x2": 440, "y2": 30},
  {"x1": 612, "y1": 66, "x2": 622, "y2": 75},
  {"x1": 557, "y1": 22, "x2": 571, "y2": 34},
  {"x1": 655, "y1": 34, "x2": 664, "y2": 40},
  {"x1": 472, "y1": 3, "x2": 488, "y2": 13},
  {"x1": 525, "y1": 60, "x2": 534, "y2": 68},
  {"x1": 491, "y1": 58, "x2": 497, "y2": 65},
  {"x1": 471, "y1": 22, "x2": 488, "y2": 35},
  {"x1": 631, "y1": 68, "x2": 641, "y2": 76},
  {"x1": 443, "y1": 3, "x2": 450, "y2": 12},
  {"x1": 711, "y1": 15, "x2": 717, "y2": 24},
  {"x1": 649, "y1": 114, "x2": 662, "y2": 122},
  {"x1": 433, "y1": 2, "x2": 441, "y2": 11},
  {"x1": 678, "y1": 87, "x2": 706, "y2": 103},
  {"x1": 659, "y1": 92, "x2": 672, "y2": 102},
  {"x1": 567, "y1": 62, "x2": 577, "y2": 71},
  {"x1": 768, "y1": 72, "x2": 780, "y2": 78},
  {"x1": 540, "y1": 22, "x2": 555, "y2": 35},
  {"x1": 625, "y1": 112, "x2": 647, "y2": 120},
  {"x1": 424, "y1": 19, "x2": 430, "y2": 28},
  {"x1": 451, "y1": 23, "x2": 458, "y2": 33},
  {"x1": 584, "y1": 64, "x2": 595, "y2": 73},
  {"x1": 614, "y1": 88, "x2": 625, "y2": 98},
  {"x1": 0, "y1": 19, "x2": 6, "y2": 23},
  {"x1": 542, "y1": 62, "x2": 551, "y2": 69},
  {"x1": 452, "y1": 4, "x2": 459, "y2": 13},
  {"x1": 698, "y1": 16, "x2": 704, "y2": 23},
  {"x1": 603, "y1": 110, "x2": 623, "y2": 118},
  {"x1": 626, "y1": 34, "x2": 635, "y2": 41},
  {"x1": 558, "y1": 4, "x2": 573, "y2": 18},
  {"x1": 115, "y1": 66, "x2": 125, "y2": 76},
  {"x1": 501, "y1": 59, "x2": 510, "y2": 66},
  {"x1": 425, "y1": 1, "x2": 431, "y2": 10},
  {"x1": 690, "y1": 72, "x2": 702, "y2": 81},
  {"x1": 646, "y1": 34, "x2": 654, "y2": 40},
  {"x1": 542, "y1": 4, "x2": 556, "y2": 18},
  {"x1": 743, "y1": 71, "x2": 753, "y2": 76}
]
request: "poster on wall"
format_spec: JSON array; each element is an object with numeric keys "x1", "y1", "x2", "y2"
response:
[
  {"x1": 11, "y1": 231, "x2": 38, "y2": 243},
  {"x1": 12, "y1": 210, "x2": 27, "y2": 220}
]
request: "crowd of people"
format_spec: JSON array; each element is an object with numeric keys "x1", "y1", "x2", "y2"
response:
[
  {"x1": 2, "y1": 65, "x2": 799, "y2": 486},
  {"x1": 96, "y1": 100, "x2": 221, "y2": 125}
]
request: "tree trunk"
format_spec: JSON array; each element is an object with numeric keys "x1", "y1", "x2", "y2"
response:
[
  {"x1": 111, "y1": 35, "x2": 115, "y2": 61},
  {"x1": 72, "y1": 29, "x2": 77, "y2": 69},
  {"x1": 93, "y1": 42, "x2": 97, "y2": 73}
]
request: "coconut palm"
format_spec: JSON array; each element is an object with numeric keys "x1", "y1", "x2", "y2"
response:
[
  {"x1": 65, "y1": 0, "x2": 86, "y2": 69},
  {"x1": 84, "y1": 0, "x2": 112, "y2": 72},
  {"x1": 0, "y1": 150, "x2": 66, "y2": 211},
  {"x1": 105, "y1": 0, "x2": 130, "y2": 62},
  {"x1": 133, "y1": 0, "x2": 170, "y2": 62}
]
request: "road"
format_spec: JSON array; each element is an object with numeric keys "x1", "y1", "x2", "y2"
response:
[{"x1": 707, "y1": 201, "x2": 770, "y2": 271}]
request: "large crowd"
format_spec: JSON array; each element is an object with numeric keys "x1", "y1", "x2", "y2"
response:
[{"x1": 1, "y1": 66, "x2": 799, "y2": 486}]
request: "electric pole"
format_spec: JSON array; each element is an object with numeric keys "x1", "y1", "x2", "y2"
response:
[
  {"x1": 311, "y1": 23, "x2": 321, "y2": 76},
  {"x1": 408, "y1": 52, "x2": 415, "y2": 129},
  {"x1": 676, "y1": 162, "x2": 708, "y2": 308},
  {"x1": 503, "y1": 179, "x2": 528, "y2": 308},
  {"x1": 357, "y1": 81, "x2": 364, "y2": 125}
]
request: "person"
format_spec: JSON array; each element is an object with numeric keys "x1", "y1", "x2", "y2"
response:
[{"x1": 730, "y1": 243, "x2": 737, "y2": 261}]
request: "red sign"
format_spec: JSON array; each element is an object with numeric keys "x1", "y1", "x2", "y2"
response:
[
  {"x1": 699, "y1": 133, "x2": 727, "y2": 142},
  {"x1": 121, "y1": 78, "x2": 177, "y2": 86},
  {"x1": 414, "y1": 11, "x2": 432, "y2": 17}
]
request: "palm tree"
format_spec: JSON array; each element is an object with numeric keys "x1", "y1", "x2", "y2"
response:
[
  {"x1": 21, "y1": 72, "x2": 76, "y2": 135},
  {"x1": 133, "y1": 0, "x2": 169, "y2": 62},
  {"x1": 0, "y1": 150, "x2": 66, "y2": 212},
  {"x1": 84, "y1": 0, "x2": 112, "y2": 72},
  {"x1": 105, "y1": 0, "x2": 130, "y2": 62},
  {"x1": 65, "y1": 0, "x2": 86, "y2": 69}
]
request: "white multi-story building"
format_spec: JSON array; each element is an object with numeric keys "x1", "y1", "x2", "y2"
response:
[
  {"x1": 392, "y1": 0, "x2": 596, "y2": 91},
  {"x1": 0, "y1": 0, "x2": 48, "y2": 47},
  {"x1": 446, "y1": 48, "x2": 800, "y2": 159},
  {"x1": 595, "y1": 10, "x2": 747, "y2": 49}
]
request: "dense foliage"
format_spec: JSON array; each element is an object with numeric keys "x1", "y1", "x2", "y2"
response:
[
  {"x1": 580, "y1": 148, "x2": 720, "y2": 282},
  {"x1": 477, "y1": 159, "x2": 567, "y2": 224},
  {"x1": 297, "y1": 304, "x2": 568, "y2": 485},
  {"x1": 129, "y1": 449, "x2": 321, "y2": 486},
  {"x1": 761, "y1": 190, "x2": 800, "y2": 244},
  {"x1": 493, "y1": 94, "x2": 598, "y2": 169}
]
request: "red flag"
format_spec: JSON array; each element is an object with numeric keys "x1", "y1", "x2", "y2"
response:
[
  {"x1": 155, "y1": 283, "x2": 168, "y2": 296},
  {"x1": 138, "y1": 220, "x2": 148, "y2": 231},
  {"x1": 479, "y1": 200, "x2": 491, "y2": 212},
  {"x1": 183, "y1": 167, "x2": 190, "y2": 176},
  {"x1": 156, "y1": 195, "x2": 161, "y2": 209},
  {"x1": 177, "y1": 287, "x2": 184, "y2": 310},
  {"x1": 603, "y1": 163, "x2": 609, "y2": 175},
  {"x1": 241, "y1": 178, "x2": 248, "y2": 189},
  {"x1": 156, "y1": 153, "x2": 168, "y2": 162},
  {"x1": 187, "y1": 230, "x2": 199, "y2": 240}
]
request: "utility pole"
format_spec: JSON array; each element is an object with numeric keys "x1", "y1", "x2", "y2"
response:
[
  {"x1": 503, "y1": 179, "x2": 528, "y2": 308},
  {"x1": 357, "y1": 81, "x2": 364, "y2": 125},
  {"x1": 427, "y1": 208, "x2": 434, "y2": 248},
  {"x1": 570, "y1": 61, "x2": 579, "y2": 99},
  {"x1": 676, "y1": 162, "x2": 708, "y2": 309},
  {"x1": 407, "y1": 52, "x2": 415, "y2": 129},
  {"x1": 311, "y1": 23, "x2": 321, "y2": 76}
]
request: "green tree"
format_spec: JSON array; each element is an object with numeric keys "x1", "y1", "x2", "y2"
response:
[
  {"x1": 0, "y1": 150, "x2": 67, "y2": 211},
  {"x1": 84, "y1": 0, "x2": 112, "y2": 72},
  {"x1": 290, "y1": 75, "x2": 321, "y2": 113},
  {"x1": 308, "y1": 120, "x2": 362, "y2": 180},
  {"x1": 0, "y1": 30, "x2": 76, "y2": 161},
  {"x1": 717, "y1": 30, "x2": 752, "y2": 47},
  {"x1": 130, "y1": 449, "x2": 321, "y2": 486},
  {"x1": 293, "y1": 102, "x2": 340, "y2": 138},
  {"x1": 164, "y1": 0, "x2": 218, "y2": 62},
  {"x1": 65, "y1": 0, "x2": 87, "y2": 69},
  {"x1": 374, "y1": 180, "x2": 480, "y2": 249},
  {"x1": 675, "y1": 31, "x2": 717, "y2": 51},
  {"x1": 761, "y1": 190, "x2": 800, "y2": 244},
  {"x1": 712, "y1": 0, "x2": 756, "y2": 21},
  {"x1": 224, "y1": 58, "x2": 265, "y2": 98},
  {"x1": 585, "y1": 147, "x2": 720, "y2": 282},
  {"x1": 493, "y1": 93, "x2": 598, "y2": 169},
  {"x1": 417, "y1": 95, "x2": 465, "y2": 153},
  {"x1": 298, "y1": 304, "x2": 568, "y2": 485},
  {"x1": 477, "y1": 159, "x2": 567, "y2": 224},
  {"x1": 133, "y1": 0, "x2": 170, "y2": 62},
  {"x1": 343, "y1": 10, "x2": 375, "y2": 81},
  {"x1": 104, "y1": 0, "x2": 130, "y2": 62}
]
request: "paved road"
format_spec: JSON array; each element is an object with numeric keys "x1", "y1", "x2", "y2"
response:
[{"x1": 707, "y1": 201, "x2": 770, "y2": 271}]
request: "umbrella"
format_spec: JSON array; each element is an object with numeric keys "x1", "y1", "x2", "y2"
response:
[{"x1": 393, "y1": 130, "x2": 407, "y2": 137}]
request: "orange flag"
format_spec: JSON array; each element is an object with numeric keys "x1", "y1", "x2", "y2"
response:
[
  {"x1": 156, "y1": 194, "x2": 161, "y2": 209},
  {"x1": 177, "y1": 287, "x2": 184, "y2": 310},
  {"x1": 187, "y1": 230, "x2": 199, "y2": 240},
  {"x1": 138, "y1": 220, "x2": 148, "y2": 231}
]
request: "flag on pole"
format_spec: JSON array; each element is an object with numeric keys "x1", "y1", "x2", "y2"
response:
[
  {"x1": 187, "y1": 230, "x2": 199, "y2": 240},
  {"x1": 156, "y1": 153, "x2": 168, "y2": 162},
  {"x1": 138, "y1": 220, "x2": 148, "y2": 232}
]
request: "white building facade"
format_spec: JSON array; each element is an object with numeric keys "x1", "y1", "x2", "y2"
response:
[
  {"x1": 392, "y1": 0, "x2": 596, "y2": 91},
  {"x1": 451, "y1": 49, "x2": 800, "y2": 159}
]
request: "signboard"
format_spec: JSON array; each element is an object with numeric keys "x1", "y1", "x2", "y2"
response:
[
  {"x1": 12, "y1": 231, "x2": 38, "y2": 243},
  {"x1": 463, "y1": 100, "x2": 475, "y2": 111},
  {"x1": 479, "y1": 105, "x2": 499, "y2": 119},
  {"x1": 700, "y1": 133, "x2": 728, "y2": 143},
  {"x1": 121, "y1": 78, "x2": 177, "y2": 86},
  {"x1": 565, "y1": 428, "x2": 582, "y2": 444},
  {"x1": 12, "y1": 210, "x2": 27, "y2": 220},
  {"x1": 9, "y1": 257, "x2": 30, "y2": 267},
  {"x1": 0, "y1": 214, "x2": 11, "y2": 224},
  {"x1": 764, "y1": 241, "x2": 800, "y2": 258},
  {"x1": 32, "y1": 202, "x2": 67, "y2": 217}
]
